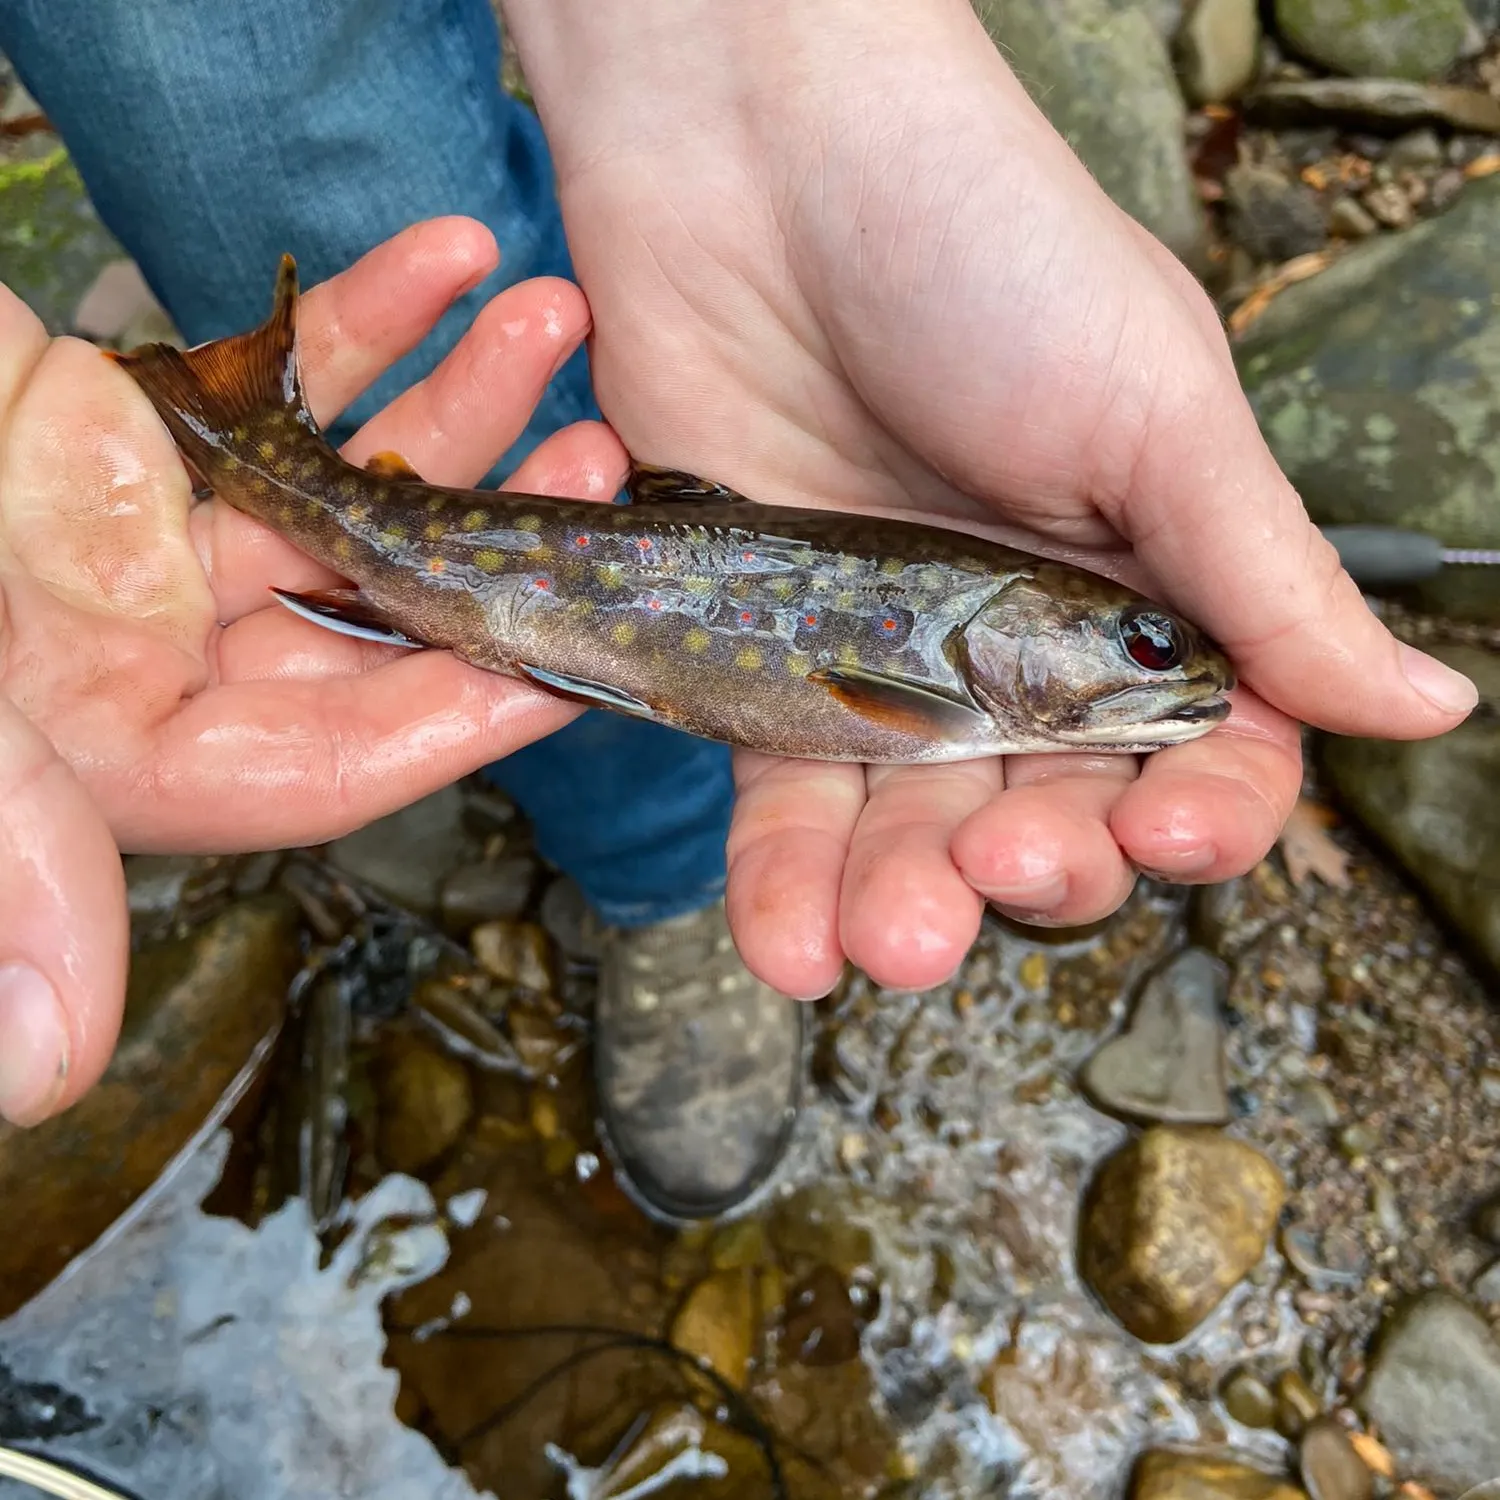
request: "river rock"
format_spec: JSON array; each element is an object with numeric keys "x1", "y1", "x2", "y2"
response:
[
  {"x1": 1078, "y1": 1127, "x2": 1285, "y2": 1344},
  {"x1": 1130, "y1": 1450, "x2": 1307, "y2": 1498},
  {"x1": 1235, "y1": 179, "x2": 1500, "y2": 624},
  {"x1": 372, "y1": 1031, "x2": 473, "y2": 1176},
  {"x1": 972, "y1": 0, "x2": 1208, "y2": 265},
  {"x1": 327, "y1": 785, "x2": 473, "y2": 915},
  {"x1": 1319, "y1": 645, "x2": 1500, "y2": 975},
  {"x1": 1224, "y1": 161, "x2": 1328, "y2": 262},
  {"x1": 1358, "y1": 1291, "x2": 1500, "y2": 1492},
  {"x1": 0, "y1": 897, "x2": 298, "y2": 1317},
  {"x1": 1246, "y1": 78, "x2": 1500, "y2": 134},
  {"x1": 1299, "y1": 1418, "x2": 1371, "y2": 1500},
  {"x1": 1176, "y1": 0, "x2": 1262, "y2": 104},
  {"x1": 1082, "y1": 947, "x2": 1231, "y2": 1125},
  {"x1": 438, "y1": 854, "x2": 536, "y2": 933},
  {"x1": 1273, "y1": 0, "x2": 1471, "y2": 81}
]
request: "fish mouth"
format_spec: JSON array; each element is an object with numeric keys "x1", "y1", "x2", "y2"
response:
[
  {"x1": 1053, "y1": 679, "x2": 1233, "y2": 748},
  {"x1": 1154, "y1": 694, "x2": 1232, "y2": 727}
]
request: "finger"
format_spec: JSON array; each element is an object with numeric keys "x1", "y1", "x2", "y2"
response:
[
  {"x1": 99, "y1": 652, "x2": 578, "y2": 852},
  {"x1": 296, "y1": 216, "x2": 500, "y2": 428},
  {"x1": 1108, "y1": 691, "x2": 1303, "y2": 883},
  {"x1": 950, "y1": 754, "x2": 1139, "y2": 927},
  {"x1": 1101, "y1": 322, "x2": 1478, "y2": 740},
  {"x1": 726, "y1": 753, "x2": 864, "y2": 1001},
  {"x1": 0, "y1": 696, "x2": 127, "y2": 1126},
  {"x1": 837, "y1": 760, "x2": 998, "y2": 991},
  {"x1": 0, "y1": 281, "x2": 48, "y2": 417}
]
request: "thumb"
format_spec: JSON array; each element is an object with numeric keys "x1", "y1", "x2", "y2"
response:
[
  {"x1": 0, "y1": 697, "x2": 128, "y2": 1127},
  {"x1": 1119, "y1": 344, "x2": 1478, "y2": 738}
]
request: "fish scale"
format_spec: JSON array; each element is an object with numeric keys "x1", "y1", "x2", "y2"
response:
[{"x1": 110, "y1": 255, "x2": 1235, "y2": 764}]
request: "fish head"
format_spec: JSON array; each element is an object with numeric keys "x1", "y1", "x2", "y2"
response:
[{"x1": 958, "y1": 564, "x2": 1235, "y2": 749}]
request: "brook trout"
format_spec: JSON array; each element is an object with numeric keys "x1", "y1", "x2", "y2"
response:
[{"x1": 112, "y1": 257, "x2": 1234, "y2": 764}]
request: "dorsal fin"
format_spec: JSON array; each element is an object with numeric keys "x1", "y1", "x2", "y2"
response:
[
  {"x1": 627, "y1": 462, "x2": 748, "y2": 505},
  {"x1": 364, "y1": 450, "x2": 424, "y2": 481}
]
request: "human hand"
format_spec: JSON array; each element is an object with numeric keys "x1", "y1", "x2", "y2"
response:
[
  {"x1": 503, "y1": 0, "x2": 1477, "y2": 1000},
  {"x1": 0, "y1": 219, "x2": 614, "y2": 1126}
]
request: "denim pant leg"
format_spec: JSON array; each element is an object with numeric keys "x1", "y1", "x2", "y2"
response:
[{"x1": 1, "y1": 0, "x2": 734, "y2": 927}]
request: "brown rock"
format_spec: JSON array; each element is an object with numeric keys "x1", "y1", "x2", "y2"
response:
[
  {"x1": 373, "y1": 1032, "x2": 473, "y2": 1175},
  {"x1": 1130, "y1": 1449, "x2": 1306, "y2": 1498},
  {"x1": 1299, "y1": 1418, "x2": 1373, "y2": 1500},
  {"x1": 471, "y1": 919, "x2": 552, "y2": 994},
  {"x1": 671, "y1": 1268, "x2": 757, "y2": 1387},
  {"x1": 1078, "y1": 1127, "x2": 1286, "y2": 1344},
  {"x1": 0, "y1": 897, "x2": 298, "y2": 1317},
  {"x1": 780, "y1": 1264, "x2": 874, "y2": 1368}
]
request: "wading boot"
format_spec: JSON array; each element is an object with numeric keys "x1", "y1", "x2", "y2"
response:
[{"x1": 594, "y1": 897, "x2": 804, "y2": 1224}]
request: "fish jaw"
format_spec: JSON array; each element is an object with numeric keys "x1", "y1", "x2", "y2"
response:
[{"x1": 1042, "y1": 679, "x2": 1233, "y2": 751}]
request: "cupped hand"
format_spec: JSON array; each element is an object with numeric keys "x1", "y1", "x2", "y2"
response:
[
  {"x1": 0, "y1": 218, "x2": 621, "y2": 1125},
  {"x1": 507, "y1": 0, "x2": 1478, "y2": 1000}
]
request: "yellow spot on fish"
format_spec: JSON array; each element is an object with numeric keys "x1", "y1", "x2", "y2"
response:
[
  {"x1": 305, "y1": 500, "x2": 321, "y2": 519},
  {"x1": 426, "y1": 494, "x2": 446, "y2": 513},
  {"x1": 597, "y1": 563, "x2": 625, "y2": 589},
  {"x1": 838, "y1": 643, "x2": 861, "y2": 666},
  {"x1": 835, "y1": 590, "x2": 856, "y2": 610},
  {"x1": 785, "y1": 653, "x2": 811, "y2": 678},
  {"x1": 809, "y1": 575, "x2": 830, "y2": 592},
  {"x1": 768, "y1": 577, "x2": 795, "y2": 599},
  {"x1": 334, "y1": 537, "x2": 353, "y2": 561},
  {"x1": 462, "y1": 510, "x2": 487, "y2": 531},
  {"x1": 837, "y1": 554, "x2": 860, "y2": 574},
  {"x1": 380, "y1": 526, "x2": 406, "y2": 546},
  {"x1": 736, "y1": 646, "x2": 763, "y2": 672},
  {"x1": 880, "y1": 557, "x2": 905, "y2": 576},
  {"x1": 612, "y1": 621, "x2": 638, "y2": 646},
  {"x1": 422, "y1": 520, "x2": 444, "y2": 542},
  {"x1": 921, "y1": 567, "x2": 946, "y2": 590},
  {"x1": 684, "y1": 576, "x2": 715, "y2": 595},
  {"x1": 257, "y1": 440, "x2": 277, "y2": 461},
  {"x1": 222, "y1": 455, "x2": 239, "y2": 472},
  {"x1": 683, "y1": 627, "x2": 711, "y2": 654},
  {"x1": 233, "y1": 426, "x2": 248, "y2": 443},
  {"x1": 299, "y1": 458, "x2": 321, "y2": 480},
  {"x1": 347, "y1": 503, "x2": 371, "y2": 524},
  {"x1": 516, "y1": 514, "x2": 541, "y2": 532},
  {"x1": 337, "y1": 478, "x2": 361, "y2": 499},
  {"x1": 278, "y1": 504, "x2": 292, "y2": 522},
  {"x1": 427, "y1": 557, "x2": 446, "y2": 574},
  {"x1": 473, "y1": 549, "x2": 504, "y2": 571},
  {"x1": 567, "y1": 599, "x2": 593, "y2": 618}
]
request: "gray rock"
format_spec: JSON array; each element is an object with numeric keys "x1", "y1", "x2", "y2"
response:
[
  {"x1": 1359, "y1": 1291, "x2": 1500, "y2": 1493},
  {"x1": 1327, "y1": 196, "x2": 1379, "y2": 238},
  {"x1": 1082, "y1": 947, "x2": 1232, "y2": 1125},
  {"x1": 1474, "y1": 1258, "x2": 1500, "y2": 1303},
  {"x1": 438, "y1": 855, "x2": 537, "y2": 933},
  {"x1": 1235, "y1": 179, "x2": 1500, "y2": 624},
  {"x1": 1246, "y1": 77, "x2": 1500, "y2": 134},
  {"x1": 1274, "y1": 0, "x2": 1471, "y2": 81},
  {"x1": 1319, "y1": 646, "x2": 1499, "y2": 975},
  {"x1": 328, "y1": 785, "x2": 473, "y2": 915},
  {"x1": 1176, "y1": 0, "x2": 1261, "y2": 103},
  {"x1": 972, "y1": 0, "x2": 1208, "y2": 265},
  {"x1": 1225, "y1": 160, "x2": 1329, "y2": 261}
]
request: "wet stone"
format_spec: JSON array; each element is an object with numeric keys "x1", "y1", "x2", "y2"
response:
[
  {"x1": 1475, "y1": 1192, "x2": 1500, "y2": 1245},
  {"x1": 1473, "y1": 1259, "x2": 1500, "y2": 1302},
  {"x1": 1326, "y1": 197, "x2": 1379, "y2": 240},
  {"x1": 1225, "y1": 161, "x2": 1329, "y2": 262},
  {"x1": 327, "y1": 785, "x2": 472, "y2": 915},
  {"x1": 372, "y1": 1031, "x2": 473, "y2": 1176},
  {"x1": 471, "y1": 919, "x2": 553, "y2": 994},
  {"x1": 1082, "y1": 947, "x2": 1232, "y2": 1126},
  {"x1": 1078, "y1": 1126, "x2": 1286, "y2": 1344},
  {"x1": 1175, "y1": 0, "x2": 1261, "y2": 104},
  {"x1": 780, "y1": 1264, "x2": 873, "y2": 1368},
  {"x1": 438, "y1": 854, "x2": 536, "y2": 933},
  {"x1": 1299, "y1": 1418, "x2": 1373, "y2": 1500},
  {"x1": 539, "y1": 875, "x2": 603, "y2": 964},
  {"x1": 1221, "y1": 1369, "x2": 1277, "y2": 1429},
  {"x1": 1129, "y1": 1449, "x2": 1307, "y2": 1498},
  {"x1": 0, "y1": 896, "x2": 298, "y2": 1317},
  {"x1": 1359, "y1": 1291, "x2": 1500, "y2": 1493},
  {"x1": 670, "y1": 1268, "x2": 756, "y2": 1388},
  {"x1": 1245, "y1": 78, "x2": 1500, "y2": 135},
  {"x1": 1273, "y1": 0, "x2": 1472, "y2": 81},
  {"x1": 1274, "y1": 1369, "x2": 1322, "y2": 1438}
]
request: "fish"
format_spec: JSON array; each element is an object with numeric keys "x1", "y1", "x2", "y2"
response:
[{"x1": 109, "y1": 256, "x2": 1235, "y2": 765}]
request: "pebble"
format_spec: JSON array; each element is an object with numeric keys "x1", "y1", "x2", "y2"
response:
[
  {"x1": 1077, "y1": 1126, "x2": 1286, "y2": 1344},
  {"x1": 437, "y1": 855, "x2": 537, "y2": 933},
  {"x1": 1081, "y1": 947, "x2": 1232, "y2": 1126},
  {"x1": 1327, "y1": 197, "x2": 1379, "y2": 239},
  {"x1": 1360, "y1": 182, "x2": 1415, "y2": 229},
  {"x1": 1275, "y1": 1368, "x2": 1322, "y2": 1438},
  {"x1": 1473, "y1": 1259, "x2": 1500, "y2": 1303},
  {"x1": 780, "y1": 1264, "x2": 874, "y2": 1367},
  {"x1": 1129, "y1": 1449, "x2": 1305, "y2": 1498},
  {"x1": 471, "y1": 920, "x2": 553, "y2": 993},
  {"x1": 328, "y1": 786, "x2": 472, "y2": 914},
  {"x1": 1335, "y1": 1122, "x2": 1377, "y2": 1161},
  {"x1": 373, "y1": 1032, "x2": 474, "y2": 1175},
  {"x1": 1359, "y1": 1292, "x2": 1500, "y2": 1493},
  {"x1": 1176, "y1": 0, "x2": 1262, "y2": 104},
  {"x1": 1222, "y1": 1369, "x2": 1278, "y2": 1428},
  {"x1": 671, "y1": 1268, "x2": 756, "y2": 1387},
  {"x1": 538, "y1": 875, "x2": 603, "y2": 963},
  {"x1": 1286, "y1": 1079, "x2": 1340, "y2": 1130},
  {"x1": 1299, "y1": 1417, "x2": 1373, "y2": 1500},
  {"x1": 1225, "y1": 160, "x2": 1329, "y2": 261},
  {"x1": 1385, "y1": 128, "x2": 1444, "y2": 169}
]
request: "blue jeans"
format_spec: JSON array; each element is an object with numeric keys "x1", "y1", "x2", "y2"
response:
[{"x1": 1, "y1": 0, "x2": 734, "y2": 926}]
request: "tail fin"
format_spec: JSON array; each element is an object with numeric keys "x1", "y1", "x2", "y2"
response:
[{"x1": 106, "y1": 254, "x2": 314, "y2": 443}]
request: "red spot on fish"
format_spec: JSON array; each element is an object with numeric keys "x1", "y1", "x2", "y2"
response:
[
  {"x1": 534, "y1": 577, "x2": 551, "y2": 591},
  {"x1": 427, "y1": 558, "x2": 446, "y2": 575},
  {"x1": 635, "y1": 537, "x2": 653, "y2": 554},
  {"x1": 740, "y1": 610, "x2": 753, "y2": 625},
  {"x1": 804, "y1": 612, "x2": 818, "y2": 626},
  {"x1": 573, "y1": 533, "x2": 590, "y2": 548},
  {"x1": 881, "y1": 618, "x2": 897, "y2": 633},
  {"x1": 741, "y1": 550, "x2": 756, "y2": 563},
  {"x1": 647, "y1": 597, "x2": 663, "y2": 611}
]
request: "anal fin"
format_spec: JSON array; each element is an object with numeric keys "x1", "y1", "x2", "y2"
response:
[
  {"x1": 809, "y1": 666, "x2": 989, "y2": 741},
  {"x1": 627, "y1": 462, "x2": 748, "y2": 505},
  {"x1": 364, "y1": 450, "x2": 424, "y2": 482},
  {"x1": 270, "y1": 587, "x2": 422, "y2": 648},
  {"x1": 516, "y1": 662, "x2": 657, "y2": 719}
]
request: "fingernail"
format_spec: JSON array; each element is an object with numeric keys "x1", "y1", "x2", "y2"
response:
[
  {"x1": 978, "y1": 871, "x2": 1069, "y2": 911},
  {"x1": 0, "y1": 964, "x2": 69, "y2": 1127},
  {"x1": 1135, "y1": 847, "x2": 1218, "y2": 881},
  {"x1": 1399, "y1": 643, "x2": 1478, "y2": 717},
  {"x1": 993, "y1": 905, "x2": 1074, "y2": 929}
]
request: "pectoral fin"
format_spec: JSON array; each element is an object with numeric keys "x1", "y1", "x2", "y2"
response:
[
  {"x1": 627, "y1": 462, "x2": 748, "y2": 505},
  {"x1": 270, "y1": 587, "x2": 422, "y2": 647},
  {"x1": 516, "y1": 661, "x2": 658, "y2": 718},
  {"x1": 364, "y1": 450, "x2": 424, "y2": 481},
  {"x1": 809, "y1": 666, "x2": 989, "y2": 741}
]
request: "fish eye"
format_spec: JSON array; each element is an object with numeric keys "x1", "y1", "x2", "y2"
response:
[{"x1": 1119, "y1": 608, "x2": 1183, "y2": 672}]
